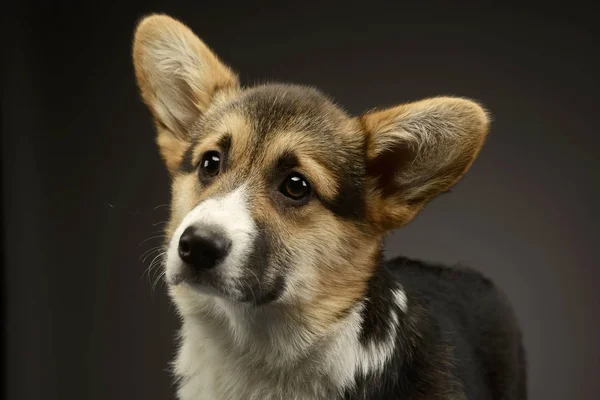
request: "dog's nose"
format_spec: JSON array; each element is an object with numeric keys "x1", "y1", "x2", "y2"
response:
[{"x1": 178, "y1": 225, "x2": 231, "y2": 270}]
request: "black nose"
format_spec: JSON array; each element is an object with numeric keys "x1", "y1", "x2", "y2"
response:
[{"x1": 178, "y1": 225, "x2": 231, "y2": 270}]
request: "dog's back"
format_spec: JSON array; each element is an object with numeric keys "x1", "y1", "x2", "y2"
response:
[{"x1": 347, "y1": 256, "x2": 527, "y2": 399}]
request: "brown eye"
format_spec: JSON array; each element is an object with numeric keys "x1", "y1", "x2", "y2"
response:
[
  {"x1": 200, "y1": 151, "x2": 221, "y2": 178},
  {"x1": 280, "y1": 173, "x2": 311, "y2": 201}
]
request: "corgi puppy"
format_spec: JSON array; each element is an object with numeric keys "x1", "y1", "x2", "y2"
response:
[{"x1": 132, "y1": 14, "x2": 526, "y2": 400}]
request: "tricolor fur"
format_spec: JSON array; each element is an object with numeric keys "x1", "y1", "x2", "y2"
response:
[{"x1": 132, "y1": 14, "x2": 526, "y2": 400}]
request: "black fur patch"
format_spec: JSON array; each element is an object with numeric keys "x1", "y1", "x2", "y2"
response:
[
  {"x1": 343, "y1": 256, "x2": 527, "y2": 400},
  {"x1": 275, "y1": 151, "x2": 299, "y2": 174},
  {"x1": 217, "y1": 134, "x2": 232, "y2": 156},
  {"x1": 242, "y1": 221, "x2": 287, "y2": 306},
  {"x1": 254, "y1": 274, "x2": 286, "y2": 306},
  {"x1": 358, "y1": 266, "x2": 403, "y2": 346},
  {"x1": 217, "y1": 134, "x2": 232, "y2": 172},
  {"x1": 179, "y1": 140, "x2": 197, "y2": 173},
  {"x1": 320, "y1": 172, "x2": 365, "y2": 220}
]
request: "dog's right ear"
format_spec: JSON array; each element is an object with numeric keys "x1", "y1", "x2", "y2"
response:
[{"x1": 133, "y1": 14, "x2": 239, "y2": 173}]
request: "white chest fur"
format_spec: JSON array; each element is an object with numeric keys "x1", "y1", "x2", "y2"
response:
[
  {"x1": 171, "y1": 291, "x2": 407, "y2": 400},
  {"x1": 174, "y1": 323, "x2": 337, "y2": 400}
]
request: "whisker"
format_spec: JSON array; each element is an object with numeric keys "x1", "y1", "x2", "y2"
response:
[
  {"x1": 149, "y1": 267, "x2": 164, "y2": 289},
  {"x1": 138, "y1": 234, "x2": 167, "y2": 246},
  {"x1": 148, "y1": 252, "x2": 166, "y2": 272},
  {"x1": 246, "y1": 268, "x2": 263, "y2": 296},
  {"x1": 242, "y1": 279, "x2": 257, "y2": 304},
  {"x1": 141, "y1": 251, "x2": 166, "y2": 281},
  {"x1": 151, "y1": 270, "x2": 167, "y2": 292},
  {"x1": 139, "y1": 246, "x2": 163, "y2": 262}
]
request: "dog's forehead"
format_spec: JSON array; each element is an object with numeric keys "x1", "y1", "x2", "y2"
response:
[
  {"x1": 239, "y1": 84, "x2": 347, "y2": 135},
  {"x1": 206, "y1": 84, "x2": 353, "y2": 148}
]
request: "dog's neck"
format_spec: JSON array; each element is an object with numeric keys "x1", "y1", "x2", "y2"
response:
[
  {"x1": 170, "y1": 261, "x2": 408, "y2": 379},
  {"x1": 174, "y1": 289, "x2": 350, "y2": 367}
]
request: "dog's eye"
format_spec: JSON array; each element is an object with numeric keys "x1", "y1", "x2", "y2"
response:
[
  {"x1": 200, "y1": 151, "x2": 221, "y2": 178},
  {"x1": 280, "y1": 173, "x2": 311, "y2": 201}
]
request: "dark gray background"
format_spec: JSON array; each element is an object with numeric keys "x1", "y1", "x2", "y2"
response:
[{"x1": 3, "y1": 2, "x2": 598, "y2": 399}]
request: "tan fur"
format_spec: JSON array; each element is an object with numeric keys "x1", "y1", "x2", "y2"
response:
[
  {"x1": 305, "y1": 226, "x2": 381, "y2": 331},
  {"x1": 216, "y1": 113, "x2": 254, "y2": 164},
  {"x1": 168, "y1": 173, "x2": 203, "y2": 238},
  {"x1": 156, "y1": 126, "x2": 188, "y2": 172},
  {"x1": 255, "y1": 194, "x2": 381, "y2": 332}
]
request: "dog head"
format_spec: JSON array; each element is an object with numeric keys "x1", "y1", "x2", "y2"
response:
[{"x1": 133, "y1": 15, "x2": 489, "y2": 318}]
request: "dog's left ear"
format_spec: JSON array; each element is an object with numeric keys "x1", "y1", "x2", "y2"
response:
[{"x1": 359, "y1": 97, "x2": 489, "y2": 230}]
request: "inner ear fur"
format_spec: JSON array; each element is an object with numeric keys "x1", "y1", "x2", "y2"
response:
[
  {"x1": 132, "y1": 14, "x2": 239, "y2": 173},
  {"x1": 359, "y1": 96, "x2": 490, "y2": 230}
]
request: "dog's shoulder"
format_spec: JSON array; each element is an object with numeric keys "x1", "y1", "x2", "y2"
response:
[{"x1": 345, "y1": 256, "x2": 524, "y2": 400}]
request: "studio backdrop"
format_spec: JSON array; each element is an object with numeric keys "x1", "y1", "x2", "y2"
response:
[{"x1": 3, "y1": 2, "x2": 599, "y2": 399}]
